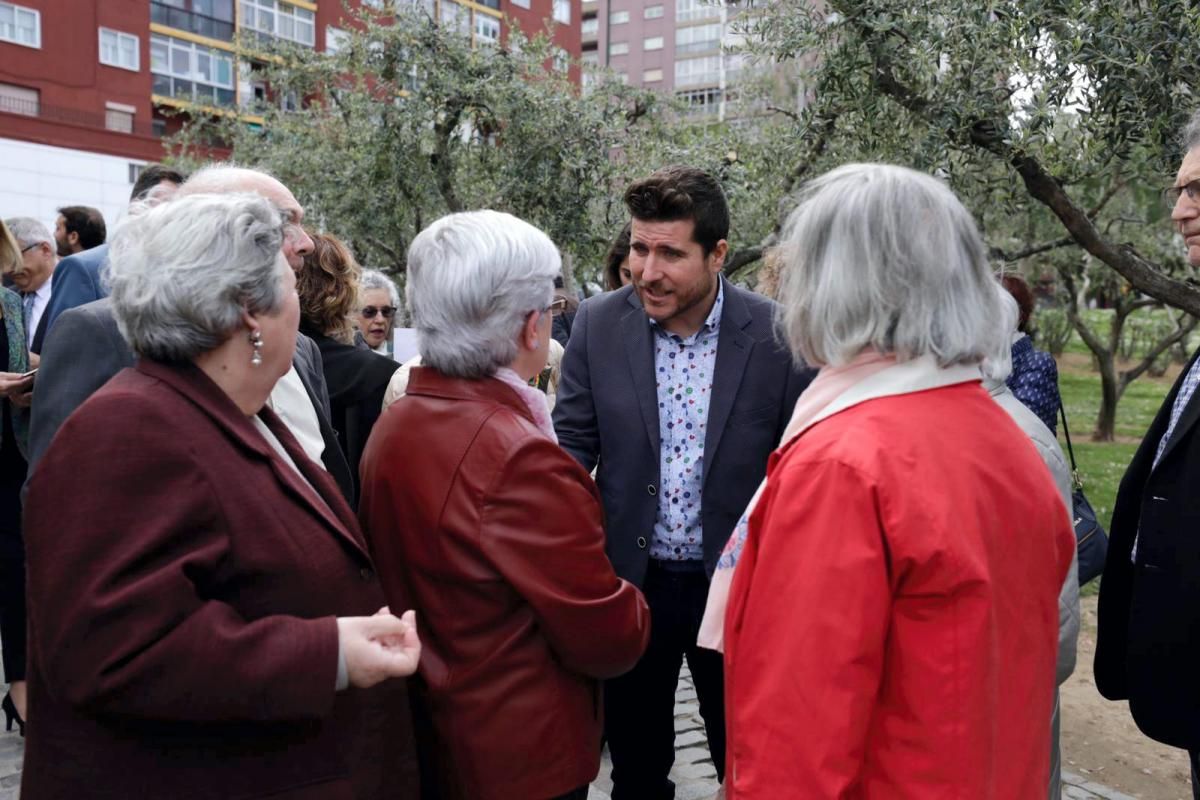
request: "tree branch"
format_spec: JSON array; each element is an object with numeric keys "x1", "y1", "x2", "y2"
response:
[
  {"x1": 990, "y1": 236, "x2": 1074, "y2": 262},
  {"x1": 857, "y1": 34, "x2": 1200, "y2": 317},
  {"x1": 766, "y1": 104, "x2": 801, "y2": 122},
  {"x1": 724, "y1": 245, "x2": 765, "y2": 279},
  {"x1": 1120, "y1": 314, "x2": 1198, "y2": 388}
]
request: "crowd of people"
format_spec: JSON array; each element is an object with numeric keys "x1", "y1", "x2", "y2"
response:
[{"x1": 2, "y1": 108, "x2": 1200, "y2": 799}]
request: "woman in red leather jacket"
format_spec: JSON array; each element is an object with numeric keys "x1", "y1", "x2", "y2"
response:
[{"x1": 358, "y1": 209, "x2": 651, "y2": 800}]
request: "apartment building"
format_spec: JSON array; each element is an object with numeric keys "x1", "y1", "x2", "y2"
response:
[
  {"x1": 0, "y1": 0, "x2": 579, "y2": 226},
  {"x1": 580, "y1": 0, "x2": 748, "y2": 120}
]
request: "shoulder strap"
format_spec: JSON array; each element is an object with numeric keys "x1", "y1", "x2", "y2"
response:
[{"x1": 1059, "y1": 403, "x2": 1083, "y2": 490}]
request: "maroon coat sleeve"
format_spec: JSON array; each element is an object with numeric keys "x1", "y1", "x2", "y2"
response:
[
  {"x1": 479, "y1": 436, "x2": 650, "y2": 679},
  {"x1": 25, "y1": 391, "x2": 340, "y2": 722}
]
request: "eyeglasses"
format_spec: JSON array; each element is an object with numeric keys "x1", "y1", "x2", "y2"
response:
[
  {"x1": 1164, "y1": 179, "x2": 1200, "y2": 209},
  {"x1": 361, "y1": 305, "x2": 396, "y2": 319},
  {"x1": 547, "y1": 297, "x2": 569, "y2": 317},
  {"x1": 19, "y1": 243, "x2": 38, "y2": 254}
]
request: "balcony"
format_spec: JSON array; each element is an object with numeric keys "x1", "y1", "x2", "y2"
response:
[
  {"x1": 152, "y1": 73, "x2": 237, "y2": 109},
  {"x1": 0, "y1": 93, "x2": 160, "y2": 138},
  {"x1": 150, "y1": 2, "x2": 235, "y2": 41}
]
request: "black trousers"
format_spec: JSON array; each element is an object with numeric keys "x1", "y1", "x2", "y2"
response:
[
  {"x1": 604, "y1": 560, "x2": 725, "y2": 800},
  {"x1": 1190, "y1": 750, "x2": 1199, "y2": 800}
]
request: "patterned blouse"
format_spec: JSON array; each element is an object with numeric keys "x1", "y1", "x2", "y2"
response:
[{"x1": 1006, "y1": 334, "x2": 1060, "y2": 435}]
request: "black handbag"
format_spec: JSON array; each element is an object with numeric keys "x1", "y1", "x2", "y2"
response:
[{"x1": 1059, "y1": 404, "x2": 1109, "y2": 585}]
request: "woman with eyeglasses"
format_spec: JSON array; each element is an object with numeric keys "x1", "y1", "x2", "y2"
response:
[
  {"x1": 356, "y1": 269, "x2": 401, "y2": 356},
  {"x1": 296, "y1": 232, "x2": 400, "y2": 504}
]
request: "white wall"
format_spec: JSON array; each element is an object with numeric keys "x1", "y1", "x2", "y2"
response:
[{"x1": 0, "y1": 137, "x2": 145, "y2": 236}]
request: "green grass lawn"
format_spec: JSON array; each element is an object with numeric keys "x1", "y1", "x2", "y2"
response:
[{"x1": 1054, "y1": 354, "x2": 1173, "y2": 595}]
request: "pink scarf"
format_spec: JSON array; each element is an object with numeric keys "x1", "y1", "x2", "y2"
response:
[
  {"x1": 495, "y1": 367, "x2": 558, "y2": 443},
  {"x1": 696, "y1": 350, "x2": 897, "y2": 651}
]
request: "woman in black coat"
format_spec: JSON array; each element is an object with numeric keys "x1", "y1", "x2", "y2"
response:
[{"x1": 297, "y1": 233, "x2": 399, "y2": 503}]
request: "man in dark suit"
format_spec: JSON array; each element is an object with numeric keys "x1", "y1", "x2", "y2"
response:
[
  {"x1": 28, "y1": 166, "x2": 355, "y2": 504},
  {"x1": 1096, "y1": 108, "x2": 1200, "y2": 798},
  {"x1": 40, "y1": 165, "x2": 186, "y2": 338},
  {"x1": 553, "y1": 165, "x2": 812, "y2": 799},
  {"x1": 2, "y1": 216, "x2": 57, "y2": 354}
]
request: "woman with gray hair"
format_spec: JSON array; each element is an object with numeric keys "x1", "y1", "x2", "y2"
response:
[
  {"x1": 358, "y1": 210, "x2": 649, "y2": 800},
  {"x1": 356, "y1": 268, "x2": 401, "y2": 354},
  {"x1": 20, "y1": 193, "x2": 421, "y2": 800},
  {"x1": 706, "y1": 164, "x2": 1076, "y2": 798}
]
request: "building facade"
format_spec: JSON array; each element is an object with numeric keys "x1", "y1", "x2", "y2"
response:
[
  {"x1": 580, "y1": 0, "x2": 748, "y2": 120},
  {"x1": 0, "y1": 0, "x2": 579, "y2": 228}
]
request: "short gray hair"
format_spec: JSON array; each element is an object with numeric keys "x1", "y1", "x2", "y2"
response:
[
  {"x1": 1184, "y1": 109, "x2": 1200, "y2": 152},
  {"x1": 178, "y1": 163, "x2": 274, "y2": 195},
  {"x1": 360, "y1": 268, "x2": 401, "y2": 307},
  {"x1": 4, "y1": 217, "x2": 52, "y2": 249},
  {"x1": 406, "y1": 210, "x2": 561, "y2": 379},
  {"x1": 775, "y1": 162, "x2": 1014, "y2": 369},
  {"x1": 107, "y1": 193, "x2": 287, "y2": 362}
]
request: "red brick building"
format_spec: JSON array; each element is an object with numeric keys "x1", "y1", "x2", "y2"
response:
[{"x1": 0, "y1": 0, "x2": 579, "y2": 226}]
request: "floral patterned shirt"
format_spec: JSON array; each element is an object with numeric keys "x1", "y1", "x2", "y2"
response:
[{"x1": 649, "y1": 283, "x2": 724, "y2": 562}]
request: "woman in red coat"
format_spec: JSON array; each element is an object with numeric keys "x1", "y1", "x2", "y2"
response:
[
  {"x1": 22, "y1": 192, "x2": 421, "y2": 800},
  {"x1": 709, "y1": 164, "x2": 1076, "y2": 798},
  {"x1": 359, "y1": 209, "x2": 651, "y2": 800}
]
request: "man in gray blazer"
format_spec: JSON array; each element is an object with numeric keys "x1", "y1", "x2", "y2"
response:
[
  {"x1": 27, "y1": 166, "x2": 355, "y2": 504},
  {"x1": 553, "y1": 166, "x2": 812, "y2": 800}
]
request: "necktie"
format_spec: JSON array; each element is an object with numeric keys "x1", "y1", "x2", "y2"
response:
[{"x1": 21, "y1": 291, "x2": 34, "y2": 347}]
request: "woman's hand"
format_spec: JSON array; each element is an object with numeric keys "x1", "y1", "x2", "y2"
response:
[
  {"x1": 0, "y1": 372, "x2": 34, "y2": 398},
  {"x1": 336, "y1": 610, "x2": 421, "y2": 688}
]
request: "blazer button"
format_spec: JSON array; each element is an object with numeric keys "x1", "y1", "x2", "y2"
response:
[
  {"x1": 637, "y1": 536, "x2": 647, "y2": 549},
  {"x1": 359, "y1": 567, "x2": 374, "y2": 581},
  {"x1": 647, "y1": 484, "x2": 657, "y2": 496}
]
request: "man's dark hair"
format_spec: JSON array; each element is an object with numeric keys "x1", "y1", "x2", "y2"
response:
[
  {"x1": 57, "y1": 206, "x2": 106, "y2": 250},
  {"x1": 604, "y1": 221, "x2": 632, "y2": 290},
  {"x1": 130, "y1": 164, "x2": 187, "y2": 202},
  {"x1": 623, "y1": 165, "x2": 729, "y2": 256}
]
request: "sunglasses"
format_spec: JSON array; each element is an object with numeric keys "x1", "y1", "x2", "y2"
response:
[
  {"x1": 547, "y1": 296, "x2": 569, "y2": 317},
  {"x1": 361, "y1": 305, "x2": 396, "y2": 319},
  {"x1": 1164, "y1": 179, "x2": 1200, "y2": 209}
]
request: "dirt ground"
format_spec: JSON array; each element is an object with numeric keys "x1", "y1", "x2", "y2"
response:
[{"x1": 1061, "y1": 595, "x2": 1193, "y2": 799}]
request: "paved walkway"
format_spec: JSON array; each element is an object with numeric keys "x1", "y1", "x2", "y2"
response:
[{"x1": 0, "y1": 677, "x2": 1140, "y2": 800}]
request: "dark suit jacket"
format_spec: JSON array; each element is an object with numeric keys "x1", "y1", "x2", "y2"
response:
[
  {"x1": 552, "y1": 278, "x2": 813, "y2": 586},
  {"x1": 21, "y1": 359, "x2": 417, "y2": 800},
  {"x1": 1095, "y1": 347, "x2": 1200, "y2": 750},
  {"x1": 41, "y1": 243, "x2": 109, "y2": 339},
  {"x1": 27, "y1": 297, "x2": 355, "y2": 504},
  {"x1": 301, "y1": 325, "x2": 399, "y2": 500}
]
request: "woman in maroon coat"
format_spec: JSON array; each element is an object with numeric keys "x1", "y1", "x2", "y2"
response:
[
  {"x1": 22, "y1": 193, "x2": 421, "y2": 800},
  {"x1": 359, "y1": 210, "x2": 651, "y2": 800}
]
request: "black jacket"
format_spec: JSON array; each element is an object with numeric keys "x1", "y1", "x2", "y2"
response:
[{"x1": 1095, "y1": 347, "x2": 1200, "y2": 749}]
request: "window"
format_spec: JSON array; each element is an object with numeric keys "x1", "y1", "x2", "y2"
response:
[
  {"x1": 105, "y1": 102, "x2": 135, "y2": 133},
  {"x1": 325, "y1": 25, "x2": 349, "y2": 54},
  {"x1": 439, "y1": 0, "x2": 469, "y2": 37},
  {"x1": 642, "y1": 67, "x2": 663, "y2": 82},
  {"x1": 151, "y1": 33, "x2": 236, "y2": 107},
  {"x1": 552, "y1": 0, "x2": 570, "y2": 24},
  {"x1": 643, "y1": 35, "x2": 663, "y2": 50},
  {"x1": 677, "y1": 86, "x2": 721, "y2": 116},
  {"x1": 0, "y1": 2, "x2": 39, "y2": 48},
  {"x1": 675, "y1": 0, "x2": 717, "y2": 23},
  {"x1": 675, "y1": 22, "x2": 719, "y2": 54},
  {"x1": 643, "y1": 3, "x2": 663, "y2": 17},
  {"x1": 609, "y1": 41, "x2": 628, "y2": 56},
  {"x1": 615, "y1": 71, "x2": 628, "y2": 84},
  {"x1": 100, "y1": 28, "x2": 140, "y2": 71},
  {"x1": 474, "y1": 13, "x2": 500, "y2": 45},
  {"x1": 674, "y1": 54, "x2": 720, "y2": 87},
  {"x1": 510, "y1": 0, "x2": 529, "y2": 8},
  {"x1": 552, "y1": 47, "x2": 569, "y2": 72},
  {"x1": 581, "y1": 17, "x2": 598, "y2": 35},
  {"x1": 150, "y1": 1, "x2": 235, "y2": 41},
  {"x1": 609, "y1": 9, "x2": 628, "y2": 24},
  {"x1": 0, "y1": 82, "x2": 37, "y2": 116},
  {"x1": 240, "y1": 0, "x2": 315, "y2": 46}
]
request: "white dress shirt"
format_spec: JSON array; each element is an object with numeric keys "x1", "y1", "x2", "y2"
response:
[
  {"x1": 266, "y1": 365, "x2": 327, "y2": 469},
  {"x1": 25, "y1": 279, "x2": 52, "y2": 348}
]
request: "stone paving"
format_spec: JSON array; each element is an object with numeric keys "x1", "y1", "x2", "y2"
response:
[{"x1": 0, "y1": 677, "x2": 1143, "y2": 800}]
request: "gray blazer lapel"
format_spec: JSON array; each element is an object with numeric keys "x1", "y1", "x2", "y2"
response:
[
  {"x1": 702, "y1": 279, "x2": 754, "y2": 475},
  {"x1": 622, "y1": 293, "x2": 661, "y2": 454}
]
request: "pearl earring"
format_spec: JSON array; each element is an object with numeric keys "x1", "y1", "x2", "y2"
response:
[{"x1": 249, "y1": 329, "x2": 264, "y2": 366}]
